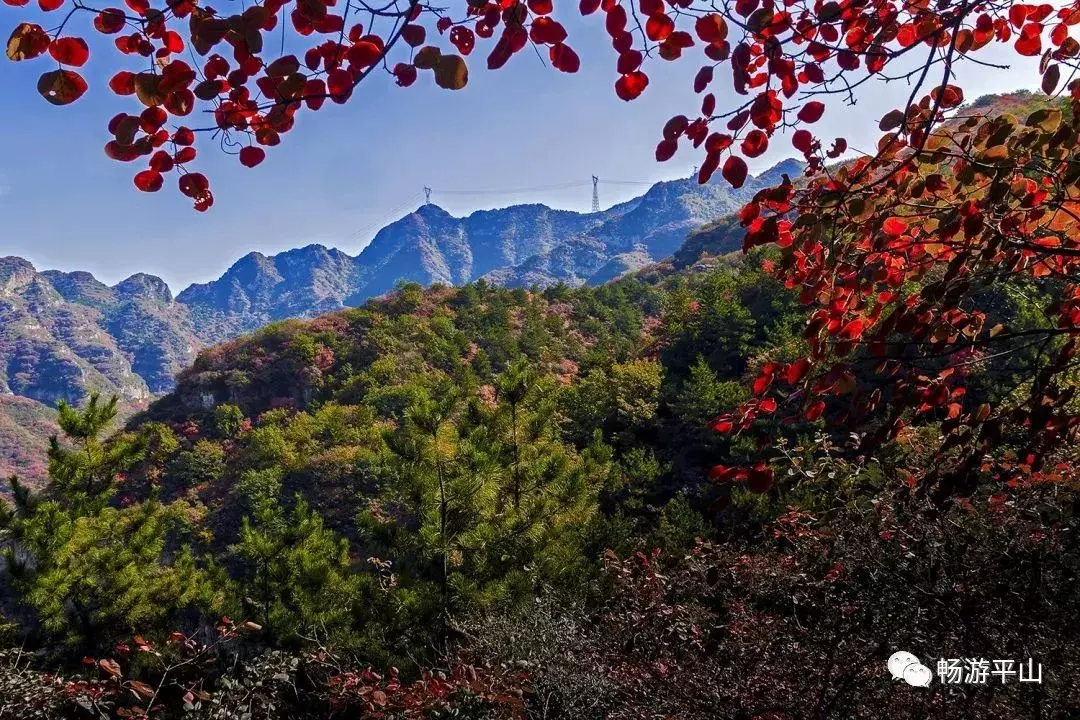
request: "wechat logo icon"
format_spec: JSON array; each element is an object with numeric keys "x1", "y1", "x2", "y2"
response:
[{"x1": 888, "y1": 651, "x2": 933, "y2": 687}]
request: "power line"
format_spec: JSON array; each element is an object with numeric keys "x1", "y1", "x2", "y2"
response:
[
  {"x1": 346, "y1": 174, "x2": 668, "y2": 249},
  {"x1": 430, "y1": 180, "x2": 591, "y2": 196},
  {"x1": 348, "y1": 192, "x2": 427, "y2": 246}
]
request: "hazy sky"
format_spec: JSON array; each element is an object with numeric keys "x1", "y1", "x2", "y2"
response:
[{"x1": 0, "y1": 11, "x2": 1044, "y2": 291}]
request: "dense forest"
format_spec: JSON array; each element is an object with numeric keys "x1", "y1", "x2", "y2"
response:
[{"x1": 3, "y1": 236, "x2": 1079, "y2": 718}]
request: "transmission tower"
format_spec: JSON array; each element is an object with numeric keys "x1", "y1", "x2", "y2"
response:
[
  {"x1": 591, "y1": 176, "x2": 600, "y2": 213},
  {"x1": 423, "y1": 186, "x2": 432, "y2": 204}
]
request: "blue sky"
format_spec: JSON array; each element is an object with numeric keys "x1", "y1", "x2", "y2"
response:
[{"x1": 0, "y1": 10, "x2": 1043, "y2": 291}]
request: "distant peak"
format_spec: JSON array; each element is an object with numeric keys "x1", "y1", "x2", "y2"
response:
[
  {"x1": 415, "y1": 203, "x2": 450, "y2": 217},
  {"x1": 755, "y1": 158, "x2": 807, "y2": 183},
  {"x1": 42, "y1": 269, "x2": 99, "y2": 283},
  {"x1": 277, "y1": 243, "x2": 329, "y2": 260},
  {"x1": 114, "y1": 272, "x2": 173, "y2": 303},
  {"x1": 238, "y1": 250, "x2": 270, "y2": 263},
  {"x1": 227, "y1": 251, "x2": 277, "y2": 275},
  {"x1": 0, "y1": 255, "x2": 36, "y2": 274},
  {"x1": 0, "y1": 256, "x2": 37, "y2": 291}
]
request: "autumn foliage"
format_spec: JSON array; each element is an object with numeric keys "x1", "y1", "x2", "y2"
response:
[
  {"x1": 7, "y1": 0, "x2": 1080, "y2": 714},
  {"x1": 4, "y1": 0, "x2": 1079, "y2": 210},
  {"x1": 705, "y1": 89, "x2": 1080, "y2": 503}
]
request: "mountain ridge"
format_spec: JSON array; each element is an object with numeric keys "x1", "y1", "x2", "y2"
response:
[
  {"x1": 167, "y1": 160, "x2": 799, "y2": 339},
  {"x1": 0, "y1": 160, "x2": 800, "y2": 486}
]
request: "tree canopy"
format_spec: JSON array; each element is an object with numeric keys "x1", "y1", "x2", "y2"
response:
[{"x1": 5, "y1": 0, "x2": 1077, "y2": 208}]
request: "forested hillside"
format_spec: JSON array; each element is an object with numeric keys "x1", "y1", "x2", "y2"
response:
[
  {"x1": 0, "y1": 161, "x2": 797, "y2": 488},
  {"x1": 5, "y1": 0, "x2": 1080, "y2": 696},
  {"x1": 3, "y1": 235, "x2": 1078, "y2": 716}
]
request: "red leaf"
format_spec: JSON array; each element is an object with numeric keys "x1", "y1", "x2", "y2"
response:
[
  {"x1": 173, "y1": 126, "x2": 195, "y2": 146},
  {"x1": 528, "y1": 0, "x2": 553, "y2": 14},
  {"x1": 450, "y1": 26, "x2": 475, "y2": 55},
  {"x1": 702, "y1": 93, "x2": 716, "y2": 116},
  {"x1": 148, "y1": 150, "x2": 173, "y2": 172},
  {"x1": 752, "y1": 370, "x2": 773, "y2": 395},
  {"x1": 617, "y1": 49, "x2": 643, "y2": 73},
  {"x1": 740, "y1": 129, "x2": 768, "y2": 157},
  {"x1": 98, "y1": 659, "x2": 123, "y2": 678},
  {"x1": 133, "y1": 170, "x2": 163, "y2": 192},
  {"x1": 401, "y1": 24, "x2": 425, "y2": 47},
  {"x1": 178, "y1": 172, "x2": 209, "y2": 197},
  {"x1": 704, "y1": 40, "x2": 730, "y2": 62},
  {"x1": 805, "y1": 400, "x2": 826, "y2": 421},
  {"x1": 698, "y1": 152, "x2": 719, "y2": 183},
  {"x1": 531, "y1": 17, "x2": 568, "y2": 44},
  {"x1": 139, "y1": 106, "x2": 167, "y2": 132},
  {"x1": 239, "y1": 146, "x2": 265, "y2": 167},
  {"x1": 1015, "y1": 22, "x2": 1042, "y2": 56},
  {"x1": 705, "y1": 132, "x2": 731, "y2": 152},
  {"x1": 305, "y1": 78, "x2": 327, "y2": 108},
  {"x1": 669, "y1": 31, "x2": 694, "y2": 49},
  {"x1": 38, "y1": 0, "x2": 64, "y2": 11},
  {"x1": 615, "y1": 71, "x2": 648, "y2": 100},
  {"x1": 882, "y1": 216, "x2": 908, "y2": 235},
  {"x1": 580, "y1": 0, "x2": 601, "y2": 13},
  {"x1": 645, "y1": 14, "x2": 674, "y2": 41},
  {"x1": 693, "y1": 65, "x2": 713, "y2": 93},
  {"x1": 655, "y1": 138, "x2": 677, "y2": 161},
  {"x1": 639, "y1": 0, "x2": 664, "y2": 15},
  {"x1": 163, "y1": 30, "x2": 184, "y2": 53},
  {"x1": 709, "y1": 415, "x2": 734, "y2": 433},
  {"x1": 7, "y1": 23, "x2": 51, "y2": 61},
  {"x1": 1042, "y1": 63, "x2": 1060, "y2": 95},
  {"x1": 549, "y1": 43, "x2": 580, "y2": 72},
  {"x1": 105, "y1": 141, "x2": 138, "y2": 162},
  {"x1": 662, "y1": 114, "x2": 688, "y2": 140},
  {"x1": 695, "y1": 14, "x2": 727, "y2": 43},
  {"x1": 784, "y1": 358, "x2": 811, "y2": 384},
  {"x1": 1009, "y1": 4, "x2": 1030, "y2": 28},
  {"x1": 759, "y1": 397, "x2": 777, "y2": 413},
  {"x1": 721, "y1": 155, "x2": 748, "y2": 188},
  {"x1": 488, "y1": 39, "x2": 512, "y2": 69},
  {"x1": 347, "y1": 40, "x2": 382, "y2": 68},
  {"x1": 326, "y1": 68, "x2": 353, "y2": 101},
  {"x1": 792, "y1": 129, "x2": 813, "y2": 154},
  {"x1": 392, "y1": 63, "x2": 417, "y2": 87},
  {"x1": 746, "y1": 464, "x2": 773, "y2": 493},
  {"x1": 930, "y1": 84, "x2": 964, "y2": 108},
  {"x1": 37, "y1": 69, "x2": 87, "y2": 105},
  {"x1": 49, "y1": 37, "x2": 89, "y2": 67},
  {"x1": 605, "y1": 5, "x2": 627, "y2": 35},
  {"x1": 797, "y1": 101, "x2": 824, "y2": 123},
  {"x1": 838, "y1": 318, "x2": 865, "y2": 340},
  {"x1": 708, "y1": 464, "x2": 739, "y2": 481}
]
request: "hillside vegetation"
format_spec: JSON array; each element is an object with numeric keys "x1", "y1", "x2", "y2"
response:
[
  {"x1": 2, "y1": 238, "x2": 1078, "y2": 717},
  {"x1": 0, "y1": 162, "x2": 796, "y2": 488}
]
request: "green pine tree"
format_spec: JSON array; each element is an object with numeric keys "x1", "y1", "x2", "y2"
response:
[{"x1": 234, "y1": 491, "x2": 363, "y2": 646}]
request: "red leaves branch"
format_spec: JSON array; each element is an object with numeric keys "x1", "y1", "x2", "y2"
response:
[
  {"x1": 708, "y1": 85, "x2": 1080, "y2": 502},
  {"x1": 6, "y1": 0, "x2": 1080, "y2": 208}
]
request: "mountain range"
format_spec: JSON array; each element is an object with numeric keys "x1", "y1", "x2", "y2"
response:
[{"x1": 0, "y1": 159, "x2": 802, "y2": 484}]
